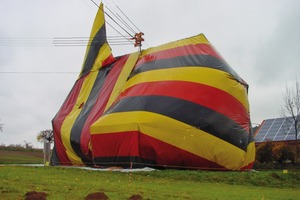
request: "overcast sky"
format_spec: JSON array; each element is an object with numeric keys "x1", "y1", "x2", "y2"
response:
[{"x1": 1, "y1": 0, "x2": 299, "y2": 148}]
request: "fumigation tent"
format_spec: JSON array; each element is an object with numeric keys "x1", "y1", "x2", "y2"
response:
[{"x1": 51, "y1": 3, "x2": 255, "y2": 170}]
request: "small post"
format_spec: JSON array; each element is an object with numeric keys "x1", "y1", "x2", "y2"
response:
[{"x1": 43, "y1": 140, "x2": 51, "y2": 166}]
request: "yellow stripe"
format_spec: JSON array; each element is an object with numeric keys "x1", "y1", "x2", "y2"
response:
[
  {"x1": 61, "y1": 71, "x2": 99, "y2": 165},
  {"x1": 79, "y1": 3, "x2": 110, "y2": 77},
  {"x1": 89, "y1": 3, "x2": 105, "y2": 43},
  {"x1": 104, "y1": 52, "x2": 139, "y2": 111},
  {"x1": 140, "y1": 33, "x2": 210, "y2": 57},
  {"x1": 124, "y1": 67, "x2": 249, "y2": 111},
  {"x1": 242, "y1": 141, "x2": 256, "y2": 168},
  {"x1": 91, "y1": 111, "x2": 249, "y2": 170},
  {"x1": 91, "y1": 43, "x2": 112, "y2": 72}
]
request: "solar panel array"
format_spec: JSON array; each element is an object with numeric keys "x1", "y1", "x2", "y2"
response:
[{"x1": 254, "y1": 117, "x2": 299, "y2": 142}]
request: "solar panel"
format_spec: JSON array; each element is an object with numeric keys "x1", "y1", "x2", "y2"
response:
[{"x1": 254, "y1": 116, "x2": 300, "y2": 142}]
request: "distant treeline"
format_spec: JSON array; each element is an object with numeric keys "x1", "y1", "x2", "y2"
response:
[{"x1": 0, "y1": 145, "x2": 42, "y2": 152}]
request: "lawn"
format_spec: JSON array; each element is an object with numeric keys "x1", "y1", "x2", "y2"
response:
[
  {"x1": 0, "y1": 147, "x2": 43, "y2": 164},
  {"x1": 0, "y1": 166, "x2": 299, "y2": 200},
  {"x1": 0, "y1": 147, "x2": 299, "y2": 199}
]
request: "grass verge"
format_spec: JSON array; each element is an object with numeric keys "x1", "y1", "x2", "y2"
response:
[
  {"x1": 0, "y1": 149, "x2": 43, "y2": 164},
  {"x1": 0, "y1": 166, "x2": 299, "y2": 200}
]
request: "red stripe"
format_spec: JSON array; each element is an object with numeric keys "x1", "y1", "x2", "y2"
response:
[
  {"x1": 240, "y1": 161, "x2": 254, "y2": 170},
  {"x1": 91, "y1": 131, "x2": 226, "y2": 169},
  {"x1": 80, "y1": 55, "x2": 130, "y2": 155},
  {"x1": 52, "y1": 77, "x2": 86, "y2": 165},
  {"x1": 136, "y1": 43, "x2": 222, "y2": 68},
  {"x1": 102, "y1": 54, "x2": 115, "y2": 67},
  {"x1": 91, "y1": 131, "x2": 139, "y2": 157},
  {"x1": 119, "y1": 81, "x2": 249, "y2": 130},
  {"x1": 139, "y1": 133, "x2": 225, "y2": 169}
]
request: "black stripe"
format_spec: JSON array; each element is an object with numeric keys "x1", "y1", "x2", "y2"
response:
[
  {"x1": 93, "y1": 156, "x2": 156, "y2": 168},
  {"x1": 105, "y1": 96, "x2": 250, "y2": 151},
  {"x1": 249, "y1": 122, "x2": 255, "y2": 143},
  {"x1": 130, "y1": 54, "x2": 243, "y2": 84},
  {"x1": 70, "y1": 63, "x2": 115, "y2": 164},
  {"x1": 93, "y1": 156, "x2": 223, "y2": 169},
  {"x1": 80, "y1": 25, "x2": 107, "y2": 77}
]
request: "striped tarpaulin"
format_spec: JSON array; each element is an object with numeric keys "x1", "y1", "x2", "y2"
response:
[{"x1": 51, "y1": 3, "x2": 255, "y2": 170}]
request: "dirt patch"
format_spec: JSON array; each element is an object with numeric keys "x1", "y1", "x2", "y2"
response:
[
  {"x1": 128, "y1": 194, "x2": 143, "y2": 200},
  {"x1": 85, "y1": 192, "x2": 109, "y2": 200},
  {"x1": 24, "y1": 190, "x2": 143, "y2": 200},
  {"x1": 25, "y1": 191, "x2": 47, "y2": 200}
]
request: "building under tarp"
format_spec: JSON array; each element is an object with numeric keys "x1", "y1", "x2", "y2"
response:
[{"x1": 51, "y1": 3, "x2": 255, "y2": 170}]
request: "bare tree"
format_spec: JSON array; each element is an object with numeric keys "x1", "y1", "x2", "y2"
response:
[{"x1": 282, "y1": 78, "x2": 300, "y2": 162}]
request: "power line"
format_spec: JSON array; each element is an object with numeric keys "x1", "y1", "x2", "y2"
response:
[
  {"x1": 103, "y1": 0, "x2": 146, "y2": 48},
  {"x1": 90, "y1": 0, "x2": 134, "y2": 38},
  {"x1": 0, "y1": 71, "x2": 78, "y2": 74},
  {"x1": 53, "y1": 36, "x2": 133, "y2": 46},
  {"x1": 89, "y1": 0, "x2": 147, "y2": 49},
  {"x1": 108, "y1": 0, "x2": 141, "y2": 33},
  {"x1": 104, "y1": 5, "x2": 136, "y2": 35},
  {"x1": 0, "y1": 36, "x2": 133, "y2": 46},
  {"x1": 0, "y1": 1, "x2": 144, "y2": 48},
  {"x1": 104, "y1": 21, "x2": 135, "y2": 46}
]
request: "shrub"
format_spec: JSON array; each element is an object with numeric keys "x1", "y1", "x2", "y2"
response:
[
  {"x1": 256, "y1": 141, "x2": 296, "y2": 164},
  {"x1": 256, "y1": 141, "x2": 273, "y2": 163}
]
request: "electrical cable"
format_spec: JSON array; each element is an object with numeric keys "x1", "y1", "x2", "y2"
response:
[
  {"x1": 90, "y1": 0, "x2": 134, "y2": 38},
  {"x1": 0, "y1": 71, "x2": 79, "y2": 74},
  {"x1": 104, "y1": 5, "x2": 136, "y2": 35},
  {"x1": 107, "y1": 0, "x2": 141, "y2": 33},
  {"x1": 103, "y1": 0, "x2": 148, "y2": 48},
  {"x1": 0, "y1": 1, "x2": 144, "y2": 48},
  {"x1": 0, "y1": 36, "x2": 133, "y2": 46},
  {"x1": 102, "y1": 20, "x2": 135, "y2": 45}
]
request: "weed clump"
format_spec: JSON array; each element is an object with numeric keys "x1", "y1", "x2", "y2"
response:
[{"x1": 270, "y1": 172, "x2": 281, "y2": 180}]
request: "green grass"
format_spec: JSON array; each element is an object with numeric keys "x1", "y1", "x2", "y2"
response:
[
  {"x1": 1, "y1": 147, "x2": 299, "y2": 199},
  {"x1": 0, "y1": 166, "x2": 299, "y2": 200},
  {"x1": 0, "y1": 148, "x2": 43, "y2": 164}
]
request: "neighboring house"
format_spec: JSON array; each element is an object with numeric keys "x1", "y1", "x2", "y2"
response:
[{"x1": 254, "y1": 116, "x2": 299, "y2": 143}]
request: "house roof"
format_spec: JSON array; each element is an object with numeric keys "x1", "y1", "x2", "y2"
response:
[{"x1": 254, "y1": 117, "x2": 299, "y2": 142}]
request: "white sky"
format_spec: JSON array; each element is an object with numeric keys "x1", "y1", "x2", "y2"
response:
[{"x1": 0, "y1": 0, "x2": 299, "y2": 148}]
